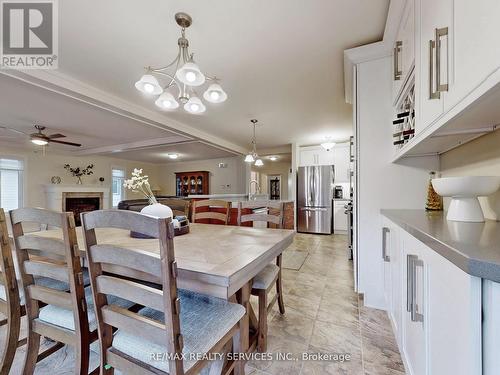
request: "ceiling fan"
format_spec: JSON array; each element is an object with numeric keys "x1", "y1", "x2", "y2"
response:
[
  {"x1": 29, "y1": 125, "x2": 81, "y2": 147},
  {"x1": 0, "y1": 124, "x2": 82, "y2": 147}
]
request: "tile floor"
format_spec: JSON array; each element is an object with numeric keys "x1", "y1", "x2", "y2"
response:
[
  {"x1": 246, "y1": 233, "x2": 405, "y2": 375},
  {"x1": 0, "y1": 233, "x2": 405, "y2": 374}
]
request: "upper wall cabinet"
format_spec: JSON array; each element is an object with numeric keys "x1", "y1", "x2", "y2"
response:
[
  {"x1": 392, "y1": 0, "x2": 415, "y2": 102},
  {"x1": 418, "y1": 0, "x2": 452, "y2": 129},
  {"x1": 445, "y1": 0, "x2": 500, "y2": 111},
  {"x1": 299, "y1": 146, "x2": 334, "y2": 167},
  {"x1": 417, "y1": 0, "x2": 500, "y2": 131}
]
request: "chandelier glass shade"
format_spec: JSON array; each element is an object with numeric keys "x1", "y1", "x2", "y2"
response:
[
  {"x1": 245, "y1": 119, "x2": 264, "y2": 166},
  {"x1": 135, "y1": 12, "x2": 227, "y2": 114},
  {"x1": 155, "y1": 92, "x2": 179, "y2": 110}
]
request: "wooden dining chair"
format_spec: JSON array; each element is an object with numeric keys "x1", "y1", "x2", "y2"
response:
[
  {"x1": 81, "y1": 209, "x2": 245, "y2": 375},
  {"x1": 237, "y1": 201, "x2": 285, "y2": 352},
  {"x1": 9, "y1": 207, "x2": 133, "y2": 375},
  {"x1": 191, "y1": 199, "x2": 230, "y2": 225},
  {"x1": 0, "y1": 208, "x2": 24, "y2": 374}
]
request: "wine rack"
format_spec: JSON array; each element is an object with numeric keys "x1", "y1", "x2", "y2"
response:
[{"x1": 393, "y1": 78, "x2": 415, "y2": 149}]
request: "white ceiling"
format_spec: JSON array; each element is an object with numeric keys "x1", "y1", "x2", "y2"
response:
[
  {"x1": 109, "y1": 142, "x2": 236, "y2": 164},
  {"x1": 56, "y1": 0, "x2": 388, "y2": 148},
  {"x1": 0, "y1": 1, "x2": 389, "y2": 162}
]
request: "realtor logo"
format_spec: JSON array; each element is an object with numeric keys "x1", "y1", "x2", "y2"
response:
[{"x1": 0, "y1": 0, "x2": 58, "y2": 69}]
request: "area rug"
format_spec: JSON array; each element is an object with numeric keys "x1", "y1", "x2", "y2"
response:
[{"x1": 282, "y1": 250, "x2": 309, "y2": 270}]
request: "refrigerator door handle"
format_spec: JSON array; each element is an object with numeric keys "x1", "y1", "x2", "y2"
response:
[{"x1": 299, "y1": 207, "x2": 328, "y2": 212}]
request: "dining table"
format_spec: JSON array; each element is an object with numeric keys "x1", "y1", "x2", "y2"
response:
[{"x1": 29, "y1": 222, "x2": 295, "y2": 374}]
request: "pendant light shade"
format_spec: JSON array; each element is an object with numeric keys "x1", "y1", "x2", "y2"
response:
[
  {"x1": 203, "y1": 83, "x2": 227, "y2": 103},
  {"x1": 176, "y1": 61, "x2": 206, "y2": 86},
  {"x1": 244, "y1": 154, "x2": 255, "y2": 163},
  {"x1": 184, "y1": 96, "x2": 206, "y2": 114},
  {"x1": 135, "y1": 74, "x2": 163, "y2": 95},
  {"x1": 254, "y1": 159, "x2": 264, "y2": 167},
  {"x1": 155, "y1": 92, "x2": 179, "y2": 109}
]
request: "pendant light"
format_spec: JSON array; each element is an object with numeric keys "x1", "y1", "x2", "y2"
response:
[
  {"x1": 135, "y1": 74, "x2": 163, "y2": 95},
  {"x1": 244, "y1": 119, "x2": 263, "y2": 166},
  {"x1": 184, "y1": 96, "x2": 206, "y2": 114},
  {"x1": 155, "y1": 92, "x2": 179, "y2": 110}
]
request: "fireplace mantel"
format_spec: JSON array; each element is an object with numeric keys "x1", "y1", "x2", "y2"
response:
[{"x1": 43, "y1": 184, "x2": 111, "y2": 212}]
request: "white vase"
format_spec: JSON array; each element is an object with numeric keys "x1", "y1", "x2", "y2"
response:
[{"x1": 140, "y1": 203, "x2": 173, "y2": 219}]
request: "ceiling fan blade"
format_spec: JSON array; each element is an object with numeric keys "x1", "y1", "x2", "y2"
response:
[
  {"x1": 49, "y1": 139, "x2": 82, "y2": 147},
  {"x1": 48, "y1": 133, "x2": 66, "y2": 139}
]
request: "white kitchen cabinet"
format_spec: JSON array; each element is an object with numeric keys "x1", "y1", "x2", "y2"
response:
[
  {"x1": 392, "y1": 229, "x2": 482, "y2": 375},
  {"x1": 298, "y1": 146, "x2": 334, "y2": 167},
  {"x1": 381, "y1": 219, "x2": 403, "y2": 345},
  {"x1": 333, "y1": 201, "x2": 347, "y2": 232},
  {"x1": 418, "y1": 0, "x2": 453, "y2": 130},
  {"x1": 393, "y1": 0, "x2": 415, "y2": 101},
  {"x1": 333, "y1": 144, "x2": 350, "y2": 183},
  {"x1": 444, "y1": 0, "x2": 500, "y2": 111}
]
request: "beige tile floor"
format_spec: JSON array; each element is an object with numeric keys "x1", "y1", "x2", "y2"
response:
[{"x1": 0, "y1": 233, "x2": 405, "y2": 374}]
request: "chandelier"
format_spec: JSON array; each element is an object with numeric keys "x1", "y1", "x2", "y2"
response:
[
  {"x1": 135, "y1": 12, "x2": 227, "y2": 114},
  {"x1": 244, "y1": 119, "x2": 264, "y2": 166}
]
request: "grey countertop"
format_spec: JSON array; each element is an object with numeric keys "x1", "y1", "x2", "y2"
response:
[{"x1": 381, "y1": 209, "x2": 500, "y2": 282}]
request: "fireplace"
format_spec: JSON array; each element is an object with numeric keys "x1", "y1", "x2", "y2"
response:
[{"x1": 62, "y1": 192, "x2": 103, "y2": 226}]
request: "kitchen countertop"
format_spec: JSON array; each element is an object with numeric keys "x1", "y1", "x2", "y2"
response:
[
  {"x1": 187, "y1": 194, "x2": 293, "y2": 208},
  {"x1": 381, "y1": 209, "x2": 500, "y2": 282}
]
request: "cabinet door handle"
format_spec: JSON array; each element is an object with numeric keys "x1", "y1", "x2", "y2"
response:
[
  {"x1": 406, "y1": 254, "x2": 417, "y2": 312},
  {"x1": 429, "y1": 40, "x2": 441, "y2": 100},
  {"x1": 382, "y1": 227, "x2": 390, "y2": 262},
  {"x1": 393, "y1": 41, "x2": 403, "y2": 80},
  {"x1": 411, "y1": 258, "x2": 425, "y2": 323},
  {"x1": 435, "y1": 27, "x2": 449, "y2": 93}
]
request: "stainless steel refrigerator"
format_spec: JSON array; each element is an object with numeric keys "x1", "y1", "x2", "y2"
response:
[{"x1": 297, "y1": 165, "x2": 334, "y2": 234}]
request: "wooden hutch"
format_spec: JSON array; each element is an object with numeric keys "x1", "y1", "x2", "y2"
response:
[{"x1": 175, "y1": 171, "x2": 209, "y2": 197}]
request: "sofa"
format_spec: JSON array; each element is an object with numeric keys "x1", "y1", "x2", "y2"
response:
[{"x1": 117, "y1": 196, "x2": 190, "y2": 218}]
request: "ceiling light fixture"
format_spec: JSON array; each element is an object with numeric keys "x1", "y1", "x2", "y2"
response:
[
  {"x1": 31, "y1": 137, "x2": 48, "y2": 146},
  {"x1": 245, "y1": 119, "x2": 264, "y2": 166},
  {"x1": 321, "y1": 137, "x2": 336, "y2": 151},
  {"x1": 167, "y1": 153, "x2": 179, "y2": 159},
  {"x1": 269, "y1": 156, "x2": 278, "y2": 161},
  {"x1": 135, "y1": 12, "x2": 227, "y2": 114}
]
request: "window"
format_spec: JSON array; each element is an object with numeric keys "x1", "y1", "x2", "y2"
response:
[
  {"x1": 112, "y1": 168, "x2": 125, "y2": 207},
  {"x1": 0, "y1": 158, "x2": 24, "y2": 211}
]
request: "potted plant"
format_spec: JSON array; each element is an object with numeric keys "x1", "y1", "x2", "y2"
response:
[{"x1": 64, "y1": 163, "x2": 94, "y2": 184}]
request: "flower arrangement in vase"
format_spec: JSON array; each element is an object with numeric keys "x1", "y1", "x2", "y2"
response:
[
  {"x1": 123, "y1": 169, "x2": 173, "y2": 220},
  {"x1": 64, "y1": 163, "x2": 94, "y2": 184}
]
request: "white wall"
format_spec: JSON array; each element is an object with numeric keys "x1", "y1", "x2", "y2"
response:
[
  {"x1": 355, "y1": 57, "x2": 439, "y2": 309},
  {"x1": 158, "y1": 156, "x2": 247, "y2": 195},
  {"x1": 440, "y1": 129, "x2": 500, "y2": 220},
  {"x1": 0, "y1": 146, "x2": 161, "y2": 208}
]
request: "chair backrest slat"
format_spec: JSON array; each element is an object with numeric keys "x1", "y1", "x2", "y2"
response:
[
  {"x1": 16, "y1": 235, "x2": 66, "y2": 256},
  {"x1": 101, "y1": 305, "x2": 166, "y2": 347},
  {"x1": 82, "y1": 210, "x2": 160, "y2": 238},
  {"x1": 191, "y1": 199, "x2": 230, "y2": 224},
  {"x1": 9, "y1": 207, "x2": 90, "y2": 347},
  {"x1": 23, "y1": 260, "x2": 70, "y2": 283},
  {"x1": 95, "y1": 275, "x2": 163, "y2": 311},
  {"x1": 237, "y1": 202, "x2": 284, "y2": 228},
  {"x1": 27, "y1": 285, "x2": 72, "y2": 310},
  {"x1": 89, "y1": 244, "x2": 161, "y2": 278},
  {"x1": 81, "y1": 209, "x2": 184, "y2": 374}
]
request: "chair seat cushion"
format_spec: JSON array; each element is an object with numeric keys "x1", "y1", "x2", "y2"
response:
[
  {"x1": 252, "y1": 263, "x2": 279, "y2": 290},
  {"x1": 37, "y1": 286, "x2": 134, "y2": 332},
  {"x1": 0, "y1": 274, "x2": 75, "y2": 305},
  {"x1": 111, "y1": 289, "x2": 245, "y2": 373}
]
